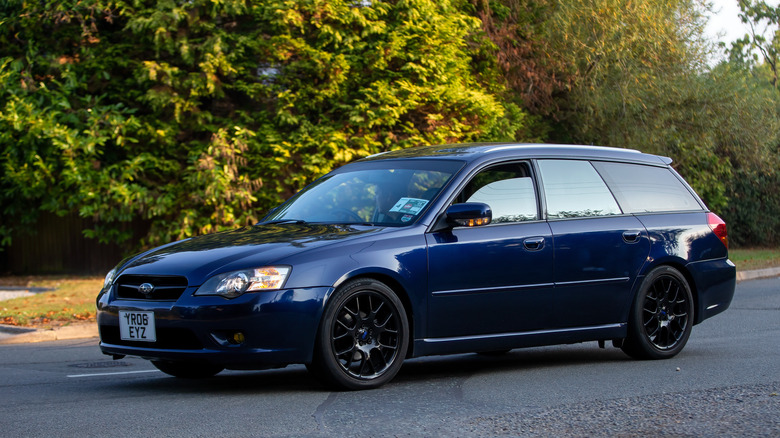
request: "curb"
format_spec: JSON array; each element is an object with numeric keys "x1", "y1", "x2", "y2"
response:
[
  {"x1": 0, "y1": 324, "x2": 36, "y2": 334},
  {"x1": 0, "y1": 322, "x2": 98, "y2": 345},
  {"x1": 736, "y1": 266, "x2": 780, "y2": 283},
  {"x1": 0, "y1": 268, "x2": 778, "y2": 345},
  {"x1": 0, "y1": 286, "x2": 54, "y2": 293}
]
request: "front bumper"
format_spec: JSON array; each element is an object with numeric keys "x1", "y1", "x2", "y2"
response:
[{"x1": 96, "y1": 285, "x2": 333, "y2": 368}]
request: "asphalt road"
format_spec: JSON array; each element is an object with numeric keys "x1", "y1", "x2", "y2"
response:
[{"x1": 1, "y1": 277, "x2": 778, "y2": 437}]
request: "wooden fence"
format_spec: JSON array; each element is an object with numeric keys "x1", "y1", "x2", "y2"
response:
[{"x1": 0, "y1": 213, "x2": 148, "y2": 276}]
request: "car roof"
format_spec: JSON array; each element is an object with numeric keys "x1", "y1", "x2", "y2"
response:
[{"x1": 360, "y1": 143, "x2": 673, "y2": 166}]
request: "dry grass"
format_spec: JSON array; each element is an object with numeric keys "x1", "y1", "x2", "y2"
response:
[{"x1": 0, "y1": 276, "x2": 102, "y2": 328}]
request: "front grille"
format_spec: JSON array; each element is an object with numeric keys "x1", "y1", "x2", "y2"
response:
[
  {"x1": 115, "y1": 275, "x2": 188, "y2": 301},
  {"x1": 99, "y1": 325, "x2": 203, "y2": 350}
]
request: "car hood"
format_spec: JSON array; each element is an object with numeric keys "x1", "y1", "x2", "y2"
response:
[{"x1": 118, "y1": 223, "x2": 382, "y2": 285}]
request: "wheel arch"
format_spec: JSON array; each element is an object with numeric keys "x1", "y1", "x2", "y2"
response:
[
  {"x1": 638, "y1": 259, "x2": 700, "y2": 325},
  {"x1": 330, "y1": 270, "x2": 416, "y2": 358}
]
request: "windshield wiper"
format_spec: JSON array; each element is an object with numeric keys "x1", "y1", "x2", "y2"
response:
[{"x1": 257, "y1": 219, "x2": 308, "y2": 225}]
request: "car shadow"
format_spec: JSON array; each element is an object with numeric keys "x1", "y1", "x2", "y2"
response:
[{"x1": 95, "y1": 342, "x2": 630, "y2": 394}]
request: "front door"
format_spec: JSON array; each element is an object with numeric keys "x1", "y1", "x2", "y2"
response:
[
  {"x1": 425, "y1": 161, "x2": 555, "y2": 338},
  {"x1": 426, "y1": 222, "x2": 554, "y2": 338}
]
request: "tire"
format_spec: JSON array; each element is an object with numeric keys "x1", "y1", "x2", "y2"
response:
[
  {"x1": 151, "y1": 360, "x2": 224, "y2": 378},
  {"x1": 310, "y1": 278, "x2": 409, "y2": 390},
  {"x1": 621, "y1": 266, "x2": 694, "y2": 360}
]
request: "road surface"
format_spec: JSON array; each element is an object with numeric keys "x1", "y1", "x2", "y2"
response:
[{"x1": 1, "y1": 277, "x2": 778, "y2": 437}]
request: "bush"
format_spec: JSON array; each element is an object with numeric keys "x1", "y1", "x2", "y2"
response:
[{"x1": 0, "y1": 0, "x2": 527, "y2": 253}]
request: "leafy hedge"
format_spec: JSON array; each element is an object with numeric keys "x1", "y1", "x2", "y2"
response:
[
  {"x1": 0, "y1": 0, "x2": 524, "y2": 250},
  {"x1": 1, "y1": 0, "x2": 779, "y2": 258},
  {"x1": 726, "y1": 168, "x2": 780, "y2": 246}
]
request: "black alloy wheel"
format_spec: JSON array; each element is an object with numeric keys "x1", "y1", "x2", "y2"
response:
[
  {"x1": 310, "y1": 278, "x2": 409, "y2": 390},
  {"x1": 622, "y1": 266, "x2": 694, "y2": 360}
]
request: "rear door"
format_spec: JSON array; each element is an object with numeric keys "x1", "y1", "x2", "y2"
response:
[{"x1": 536, "y1": 159, "x2": 650, "y2": 328}]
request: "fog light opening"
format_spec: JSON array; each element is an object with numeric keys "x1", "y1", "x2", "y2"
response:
[{"x1": 230, "y1": 332, "x2": 246, "y2": 345}]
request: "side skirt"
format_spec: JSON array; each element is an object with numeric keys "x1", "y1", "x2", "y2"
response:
[{"x1": 412, "y1": 323, "x2": 627, "y2": 357}]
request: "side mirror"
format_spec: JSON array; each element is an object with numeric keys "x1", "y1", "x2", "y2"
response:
[{"x1": 445, "y1": 203, "x2": 492, "y2": 228}]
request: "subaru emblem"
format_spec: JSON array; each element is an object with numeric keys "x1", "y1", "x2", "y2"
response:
[{"x1": 139, "y1": 283, "x2": 155, "y2": 295}]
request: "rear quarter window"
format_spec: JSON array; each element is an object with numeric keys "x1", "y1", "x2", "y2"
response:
[{"x1": 592, "y1": 162, "x2": 703, "y2": 213}]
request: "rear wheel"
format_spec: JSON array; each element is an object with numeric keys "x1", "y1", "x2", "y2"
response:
[
  {"x1": 151, "y1": 360, "x2": 224, "y2": 378},
  {"x1": 310, "y1": 279, "x2": 409, "y2": 390},
  {"x1": 622, "y1": 266, "x2": 694, "y2": 359}
]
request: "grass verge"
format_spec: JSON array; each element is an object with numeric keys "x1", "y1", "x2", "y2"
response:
[
  {"x1": 0, "y1": 277, "x2": 101, "y2": 328},
  {"x1": 729, "y1": 248, "x2": 780, "y2": 271}
]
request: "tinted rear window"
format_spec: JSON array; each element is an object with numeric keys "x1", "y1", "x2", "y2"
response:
[{"x1": 593, "y1": 162, "x2": 703, "y2": 213}]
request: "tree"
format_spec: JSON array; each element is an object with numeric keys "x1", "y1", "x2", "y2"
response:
[
  {"x1": 475, "y1": 0, "x2": 780, "y2": 246},
  {"x1": 719, "y1": 1, "x2": 780, "y2": 245},
  {"x1": 0, "y1": 0, "x2": 526, "y2": 252},
  {"x1": 473, "y1": 0, "x2": 714, "y2": 136},
  {"x1": 730, "y1": 0, "x2": 780, "y2": 88}
]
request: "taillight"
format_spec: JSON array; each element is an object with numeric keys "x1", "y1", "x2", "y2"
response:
[{"x1": 707, "y1": 212, "x2": 728, "y2": 249}]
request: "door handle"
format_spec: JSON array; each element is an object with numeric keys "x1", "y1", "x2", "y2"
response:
[
  {"x1": 622, "y1": 230, "x2": 642, "y2": 243},
  {"x1": 523, "y1": 237, "x2": 545, "y2": 251}
]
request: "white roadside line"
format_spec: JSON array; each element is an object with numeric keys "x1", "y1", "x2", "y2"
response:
[{"x1": 67, "y1": 369, "x2": 161, "y2": 378}]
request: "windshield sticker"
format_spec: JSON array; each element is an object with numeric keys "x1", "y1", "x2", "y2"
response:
[
  {"x1": 389, "y1": 198, "x2": 429, "y2": 215},
  {"x1": 401, "y1": 214, "x2": 413, "y2": 223}
]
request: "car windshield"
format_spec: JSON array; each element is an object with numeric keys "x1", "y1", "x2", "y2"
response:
[{"x1": 263, "y1": 159, "x2": 463, "y2": 226}]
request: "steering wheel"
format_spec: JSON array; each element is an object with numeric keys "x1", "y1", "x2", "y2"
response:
[{"x1": 330, "y1": 208, "x2": 365, "y2": 223}]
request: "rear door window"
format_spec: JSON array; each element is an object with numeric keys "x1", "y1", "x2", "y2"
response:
[
  {"x1": 537, "y1": 160, "x2": 621, "y2": 219},
  {"x1": 592, "y1": 162, "x2": 704, "y2": 213}
]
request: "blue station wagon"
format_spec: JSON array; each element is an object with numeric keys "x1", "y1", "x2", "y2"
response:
[{"x1": 97, "y1": 143, "x2": 736, "y2": 389}]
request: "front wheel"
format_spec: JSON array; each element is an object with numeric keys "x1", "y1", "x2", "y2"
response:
[
  {"x1": 151, "y1": 360, "x2": 224, "y2": 378},
  {"x1": 310, "y1": 279, "x2": 409, "y2": 390},
  {"x1": 621, "y1": 266, "x2": 694, "y2": 360}
]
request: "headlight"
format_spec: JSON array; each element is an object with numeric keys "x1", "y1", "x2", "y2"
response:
[
  {"x1": 101, "y1": 254, "x2": 136, "y2": 293},
  {"x1": 194, "y1": 266, "x2": 291, "y2": 298},
  {"x1": 102, "y1": 267, "x2": 117, "y2": 291}
]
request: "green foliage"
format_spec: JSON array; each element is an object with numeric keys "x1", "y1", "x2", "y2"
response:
[
  {"x1": 729, "y1": 0, "x2": 779, "y2": 87},
  {"x1": 559, "y1": 63, "x2": 780, "y2": 216},
  {"x1": 0, "y1": 0, "x2": 525, "y2": 252},
  {"x1": 538, "y1": 0, "x2": 710, "y2": 139},
  {"x1": 2, "y1": 0, "x2": 779, "y2": 259},
  {"x1": 543, "y1": 0, "x2": 780, "y2": 240},
  {"x1": 478, "y1": 0, "x2": 731, "y2": 205},
  {"x1": 726, "y1": 167, "x2": 780, "y2": 246},
  {"x1": 478, "y1": 0, "x2": 780, "y2": 246}
]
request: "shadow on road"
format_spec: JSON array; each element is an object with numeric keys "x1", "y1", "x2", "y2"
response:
[{"x1": 92, "y1": 343, "x2": 630, "y2": 394}]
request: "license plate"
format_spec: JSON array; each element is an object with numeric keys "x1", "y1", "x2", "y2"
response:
[{"x1": 119, "y1": 310, "x2": 156, "y2": 342}]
